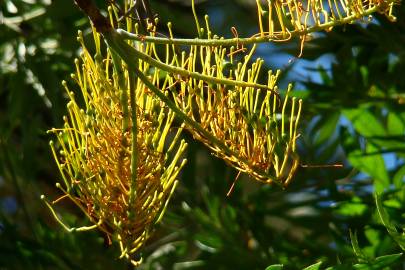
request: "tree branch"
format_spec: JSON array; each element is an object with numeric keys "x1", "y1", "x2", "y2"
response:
[{"x1": 73, "y1": 0, "x2": 111, "y2": 33}]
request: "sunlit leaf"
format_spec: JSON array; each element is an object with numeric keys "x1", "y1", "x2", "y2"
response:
[
  {"x1": 303, "y1": 261, "x2": 323, "y2": 270},
  {"x1": 334, "y1": 197, "x2": 367, "y2": 217},
  {"x1": 353, "y1": 253, "x2": 403, "y2": 269},
  {"x1": 375, "y1": 194, "x2": 405, "y2": 250},
  {"x1": 350, "y1": 230, "x2": 370, "y2": 263},
  {"x1": 387, "y1": 111, "x2": 405, "y2": 136},
  {"x1": 343, "y1": 108, "x2": 385, "y2": 138},
  {"x1": 265, "y1": 264, "x2": 284, "y2": 270},
  {"x1": 347, "y1": 144, "x2": 390, "y2": 192},
  {"x1": 393, "y1": 165, "x2": 405, "y2": 189}
]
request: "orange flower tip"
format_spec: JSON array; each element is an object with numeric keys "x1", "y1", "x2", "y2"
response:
[{"x1": 40, "y1": 195, "x2": 45, "y2": 200}]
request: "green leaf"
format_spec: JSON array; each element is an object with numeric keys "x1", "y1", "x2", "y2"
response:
[
  {"x1": 194, "y1": 232, "x2": 223, "y2": 250},
  {"x1": 265, "y1": 264, "x2": 283, "y2": 270},
  {"x1": 314, "y1": 112, "x2": 340, "y2": 145},
  {"x1": 344, "y1": 108, "x2": 405, "y2": 151},
  {"x1": 373, "y1": 253, "x2": 403, "y2": 267},
  {"x1": 353, "y1": 253, "x2": 403, "y2": 269},
  {"x1": 375, "y1": 193, "x2": 398, "y2": 232},
  {"x1": 334, "y1": 197, "x2": 367, "y2": 217},
  {"x1": 387, "y1": 111, "x2": 405, "y2": 136},
  {"x1": 359, "y1": 66, "x2": 369, "y2": 86},
  {"x1": 347, "y1": 144, "x2": 389, "y2": 192},
  {"x1": 393, "y1": 164, "x2": 405, "y2": 189},
  {"x1": 375, "y1": 194, "x2": 405, "y2": 250},
  {"x1": 303, "y1": 261, "x2": 323, "y2": 270},
  {"x1": 350, "y1": 230, "x2": 369, "y2": 263},
  {"x1": 363, "y1": 227, "x2": 381, "y2": 257},
  {"x1": 343, "y1": 108, "x2": 385, "y2": 138},
  {"x1": 326, "y1": 264, "x2": 353, "y2": 270}
]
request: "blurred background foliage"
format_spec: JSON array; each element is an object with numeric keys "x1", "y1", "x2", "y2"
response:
[{"x1": 0, "y1": 0, "x2": 404, "y2": 269}]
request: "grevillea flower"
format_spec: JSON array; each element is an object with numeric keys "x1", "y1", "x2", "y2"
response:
[
  {"x1": 254, "y1": 0, "x2": 397, "y2": 39},
  {"x1": 42, "y1": 28, "x2": 187, "y2": 265},
  {"x1": 42, "y1": 0, "x2": 398, "y2": 265},
  {"x1": 161, "y1": 40, "x2": 303, "y2": 186},
  {"x1": 112, "y1": 16, "x2": 303, "y2": 186},
  {"x1": 106, "y1": 5, "x2": 302, "y2": 187}
]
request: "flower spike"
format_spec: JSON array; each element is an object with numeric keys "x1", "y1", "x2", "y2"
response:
[{"x1": 44, "y1": 26, "x2": 187, "y2": 264}]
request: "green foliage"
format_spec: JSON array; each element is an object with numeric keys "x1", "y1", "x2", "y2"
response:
[
  {"x1": 265, "y1": 264, "x2": 284, "y2": 270},
  {"x1": 1, "y1": 0, "x2": 405, "y2": 269},
  {"x1": 303, "y1": 261, "x2": 322, "y2": 270},
  {"x1": 375, "y1": 194, "x2": 405, "y2": 251}
]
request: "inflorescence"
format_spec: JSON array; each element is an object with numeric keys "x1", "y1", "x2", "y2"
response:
[{"x1": 42, "y1": 0, "x2": 399, "y2": 265}]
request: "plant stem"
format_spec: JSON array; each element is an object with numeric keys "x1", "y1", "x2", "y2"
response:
[
  {"x1": 117, "y1": 32, "x2": 276, "y2": 92},
  {"x1": 128, "y1": 69, "x2": 138, "y2": 220},
  {"x1": 111, "y1": 48, "x2": 138, "y2": 220},
  {"x1": 116, "y1": 4, "x2": 387, "y2": 47}
]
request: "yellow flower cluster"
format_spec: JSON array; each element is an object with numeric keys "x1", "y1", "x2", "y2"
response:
[
  {"x1": 255, "y1": 0, "x2": 397, "y2": 39},
  {"x1": 43, "y1": 29, "x2": 187, "y2": 265},
  {"x1": 160, "y1": 34, "x2": 302, "y2": 185},
  {"x1": 43, "y1": 0, "x2": 398, "y2": 265}
]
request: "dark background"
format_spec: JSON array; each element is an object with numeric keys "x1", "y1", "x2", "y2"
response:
[{"x1": 0, "y1": 1, "x2": 404, "y2": 269}]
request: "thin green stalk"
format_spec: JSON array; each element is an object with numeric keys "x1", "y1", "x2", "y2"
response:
[
  {"x1": 128, "y1": 69, "x2": 138, "y2": 220},
  {"x1": 111, "y1": 50, "x2": 128, "y2": 130},
  {"x1": 116, "y1": 4, "x2": 387, "y2": 46},
  {"x1": 113, "y1": 31, "x2": 277, "y2": 93},
  {"x1": 111, "y1": 38, "x2": 137, "y2": 221}
]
